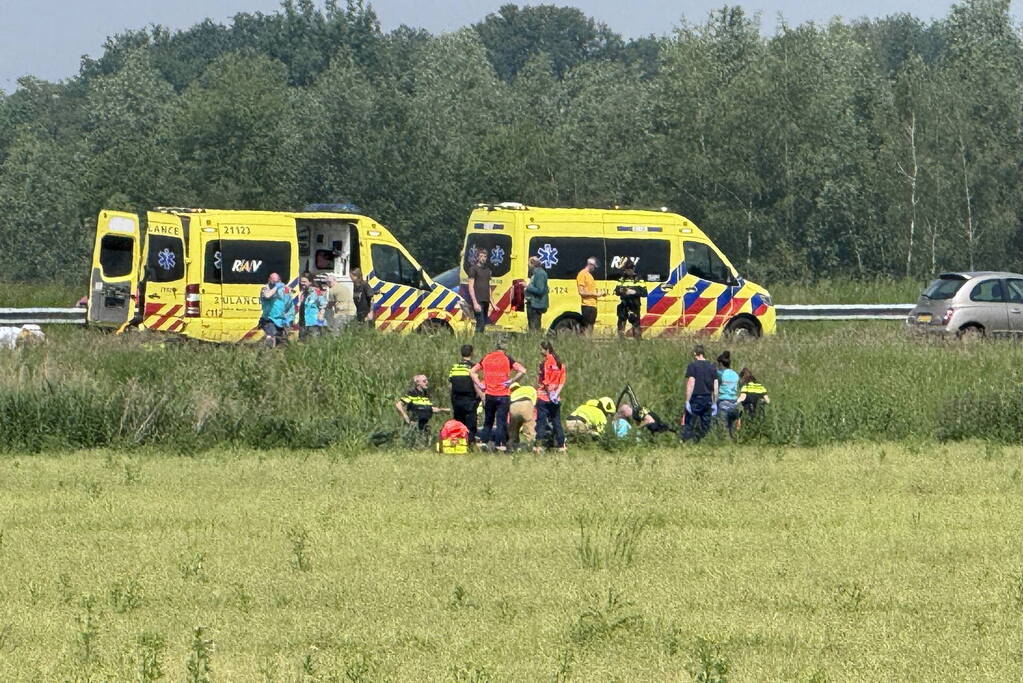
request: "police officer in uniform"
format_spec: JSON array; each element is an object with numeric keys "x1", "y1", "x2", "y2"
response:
[
  {"x1": 614, "y1": 261, "x2": 647, "y2": 339},
  {"x1": 449, "y1": 344, "x2": 485, "y2": 444}
]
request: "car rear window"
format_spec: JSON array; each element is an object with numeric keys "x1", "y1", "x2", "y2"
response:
[{"x1": 922, "y1": 277, "x2": 966, "y2": 300}]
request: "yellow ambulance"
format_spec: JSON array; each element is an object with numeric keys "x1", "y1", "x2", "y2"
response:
[
  {"x1": 87, "y1": 206, "x2": 470, "y2": 342},
  {"x1": 457, "y1": 204, "x2": 776, "y2": 337}
]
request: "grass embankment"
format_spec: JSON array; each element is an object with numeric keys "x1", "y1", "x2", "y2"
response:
[
  {"x1": 768, "y1": 278, "x2": 924, "y2": 304},
  {"x1": 0, "y1": 444, "x2": 1020, "y2": 680},
  {"x1": 1, "y1": 324, "x2": 1021, "y2": 453}
]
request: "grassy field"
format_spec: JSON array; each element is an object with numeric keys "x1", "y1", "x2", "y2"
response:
[
  {"x1": 2, "y1": 322, "x2": 1023, "y2": 453},
  {"x1": 1, "y1": 443, "x2": 1020, "y2": 681}
]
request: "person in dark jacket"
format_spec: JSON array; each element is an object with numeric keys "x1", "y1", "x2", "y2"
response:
[
  {"x1": 449, "y1": 344, "x2": 485, "y2": 444},
  {"x1": 351, "y1": 268, "x2": 374, "y2": 324},
  {"x1": 614, "y1": 261, "x2": 647, "y2": 339},
  {"x1": 525, "y1": 256, "x2": 549, "y2": 332}
]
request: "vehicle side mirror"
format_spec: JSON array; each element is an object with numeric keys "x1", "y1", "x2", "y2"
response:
[{"x1": 418, "y1": 268, "x2": 430, "y2": 290}]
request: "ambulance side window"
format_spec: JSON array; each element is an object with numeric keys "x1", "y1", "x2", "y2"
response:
[
  {"x1": 371, "y1": 244, "x2": 420, "y2": 288},
  {"x1": 528, "y1": 237, "x2": 605, "y2": 280},
  {"x1": 464, "y1": 233, "x2": 512, "y2": 277},
  {"x1": 683, "y1": 241, "x2": 732, "y2": 284},
  {"x1": 99, "y1": 235, "x2": 135, "y2": 278},
  {"x1": 219, "y1": 240, "x2": 292, "y2": 285},
  {"x1": 146, "y1": 235, "x2": 185, "y2": 282},
  {"x1": 204, "y1": 240, "x2": 222, "y2": 283},
  {"x1": 605, "y1": 238, "x2": 670, "y2": 281}
]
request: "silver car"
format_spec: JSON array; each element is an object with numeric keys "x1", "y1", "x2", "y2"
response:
[{"x1": 907, "y1": 271, "x2": 1023, "y2": 337}]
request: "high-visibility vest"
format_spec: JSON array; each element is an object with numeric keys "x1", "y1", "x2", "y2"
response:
[
  {"x1": 537, "y1": 353, "x2": 566, "y2": 402},
  {"x1": 448, "y1": 360, "x2": 475, "y2": 397},
  {"x1": 510, "y1": 384, "x2": 537, "y2": 404},
  {"x1": 478, "y1": 351, "x2": 515, "y2": 396},
  {"x1": 569, "y1": 400, "x2": 607, "y2": 431}
]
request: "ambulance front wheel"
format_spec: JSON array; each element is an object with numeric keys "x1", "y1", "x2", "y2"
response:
[
  {"x1": 417, "y1": 319, "x2": 453, "y2": 335},
  {"x1": 723, "y1": 315, "x2": 761, "y2": 339}
]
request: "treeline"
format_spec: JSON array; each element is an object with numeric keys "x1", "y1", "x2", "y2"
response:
[{"x1": 1, "y1": 0, "x2": 1021, "y2": 282}]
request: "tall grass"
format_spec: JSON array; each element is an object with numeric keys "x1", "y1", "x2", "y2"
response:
[
  {"x1": 0, "y1": 322, "x2": 1020, "y2": 453},
  {"x1": 768, "y1": 277, "x2": 926, "y2": 304}
]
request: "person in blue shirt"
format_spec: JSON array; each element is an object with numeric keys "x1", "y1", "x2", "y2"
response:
[
  {"x1": 260, "y1": 272, "x2": 291, "y2": 348},
  {"x1": 716, "y1": 350, "x2": 741, "y2": 437},
  {"x1": 298, "y1": 276, "x2": 326, "y2": 340},
  {"x1": 612, "y1": 403, "x2": 635, "y2": 439}
]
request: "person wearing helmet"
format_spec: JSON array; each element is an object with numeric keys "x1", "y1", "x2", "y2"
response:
[{"x1": 565, "y1": 396, "x2": 616, "y2": 436}]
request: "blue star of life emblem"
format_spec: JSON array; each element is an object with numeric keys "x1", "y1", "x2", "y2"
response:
[
  {"x1": 536, "y1": 243, "x2": 559, "y2": 269},
  {"x1": 157, "y1": 248, "x2": 176, "y2": 271},
  {"x1": 489, "y1": 245, "x2": 505, "y2": 266}
]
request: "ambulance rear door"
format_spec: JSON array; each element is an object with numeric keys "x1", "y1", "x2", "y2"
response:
[
  {"x1": 140, "y1": 212, "x2": 187, "y2": 334},
  {"x1": 87, "y1": 210, "x2": 141, "y2": 330},
  {"x1": 191, "y1": 222, "x2": 224, "y2": 342}
]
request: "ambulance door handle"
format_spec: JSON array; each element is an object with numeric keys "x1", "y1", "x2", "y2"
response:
[{"x1": 685, "y1": 287, "x2": 697, "y2": 293}]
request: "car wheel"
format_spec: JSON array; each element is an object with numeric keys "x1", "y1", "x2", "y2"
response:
[
  {"x1": 957, "y1": 324, "x2": 985, "y2": 341},
  {"x1": 724, "y1": 316, "x2": 760, "y2": 339}
]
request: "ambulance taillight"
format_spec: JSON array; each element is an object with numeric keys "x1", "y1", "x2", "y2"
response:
[{"x1": 185, "y1": 284, "x2": 201, "y2": 317}]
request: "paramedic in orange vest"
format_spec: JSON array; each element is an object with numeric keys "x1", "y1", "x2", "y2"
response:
[
  {"x1": 470, "y1": 339, "x2": 526, "y2": 452},
  {"x1": 535, "y1": 339, "x2": 567, "y2": 453}
]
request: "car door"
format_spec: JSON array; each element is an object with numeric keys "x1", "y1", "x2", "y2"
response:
[
  {"x1": 140, "y1": 212, "x2": 187, "y2": 334},
  {"x1": 680, "y1": 240, "x2": 740, "y2": 333},
  {"x1": 967, "y1": 278, "x2": 1010, "y2": 334},
  {"x1": 365, "y1": 240, "x2": 435, "y2": 332},
  {"x1": 87, "y1": 210, "x2": 141, "y2": 330},
  {"x1": 1004, "y1": 278, "x2": 1023, "y2": 333}
]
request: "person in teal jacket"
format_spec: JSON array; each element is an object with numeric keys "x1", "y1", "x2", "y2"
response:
[
  {"x1": 260, "y1": 273, "x2": 291, "y2": 348},
  {"x1": 299, "y1": 276, "x2": 326, "y2": 340},
  {"x1": 525, "y1": 256, "x2": 549, "y2": 332}
]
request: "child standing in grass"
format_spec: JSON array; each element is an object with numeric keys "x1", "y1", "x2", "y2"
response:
[{"x1": 738, "y1": 368, "x2": 770, "y2": 422}]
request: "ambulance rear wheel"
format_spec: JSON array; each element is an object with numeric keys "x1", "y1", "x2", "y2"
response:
[
  {"x1": 551, "y1": 316, "x2": 583, "y2": 336},
  {"x1": 723, "y1": 315, "x2": 760, "y2": 339}
]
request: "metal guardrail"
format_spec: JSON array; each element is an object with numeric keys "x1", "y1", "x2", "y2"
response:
[
  {"x1": 0, "y1": 304, "x2": 915, "y2": 326},
  {"x1": 776, "y1": 304, "x2": 913, "y2": 321},
  {"x1": 0, "y1": 308, "x2": 87, "y2": 325}
]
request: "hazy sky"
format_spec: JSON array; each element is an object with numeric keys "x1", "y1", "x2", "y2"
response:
[{"x1": 2, "y1": 0, "x2": 1022, "y2": 90}]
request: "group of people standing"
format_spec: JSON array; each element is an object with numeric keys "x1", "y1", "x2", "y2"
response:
[
  {"x1": 681, "y1": 344, "x2": 770, "y2": 443},
  {"x1": 465, "y1": 249, "x2": 650, "y2": 338},
  {"x1": 395, "y1": 339, "x2": 771, "y2": 451},
  {"x1": 258, "y1": 270, "x2": 374, "y2": 347}
]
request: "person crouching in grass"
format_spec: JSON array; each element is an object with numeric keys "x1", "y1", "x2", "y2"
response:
[{"x1": 395, "y1": 375, "x2": 449, "y2": 445}]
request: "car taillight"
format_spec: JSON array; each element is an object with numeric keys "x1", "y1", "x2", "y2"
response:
[
  {"x1": 511, "y1": 279, "x2": 525, "y2": 312},
  {"x1": 185, "y1": 284, "x2": 200, "y2": 317},
  {"x1": 941, "y1": 307, "x2": 954, "y2": 325}
]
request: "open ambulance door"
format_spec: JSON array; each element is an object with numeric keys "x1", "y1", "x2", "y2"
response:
[
  {"x1": 139, "y1": 212, "x2": 187, "y2": 334},
  {"x1": 87, "y1": 210, "x2": 142, "y2": 330}
]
